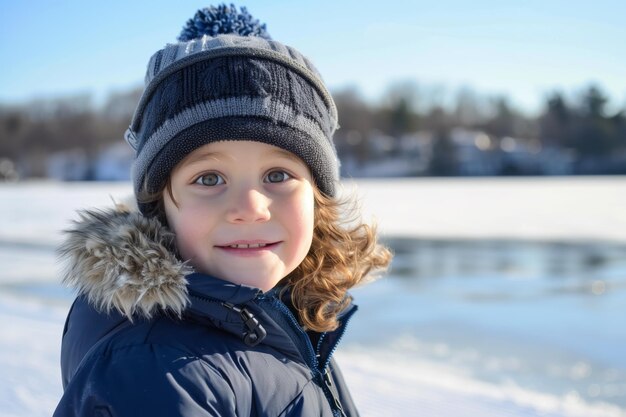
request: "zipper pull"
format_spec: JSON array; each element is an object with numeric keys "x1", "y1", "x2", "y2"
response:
[
  {"x1": 323, "y1": 368, "x2": 347, "y2": 417},
  {"x1": 222, "y1": 302, "x2": 267, "y2": 347}
]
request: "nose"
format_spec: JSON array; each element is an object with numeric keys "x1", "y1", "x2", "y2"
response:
[{"x1": 226, "y1": 187, "x2": 271, "y2": 224}]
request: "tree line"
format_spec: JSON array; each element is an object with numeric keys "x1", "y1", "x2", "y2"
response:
[
  {"x1": 0, "y1": 82, "x2": 624, "y2": 179},
  {"x1": 0, "y1": 89, "x2": 142, "y2": 178},
  {"x1": 332, "y1": 82, "x2": 625, "y2": 175}
]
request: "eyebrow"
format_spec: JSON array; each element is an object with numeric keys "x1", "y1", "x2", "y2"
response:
[
  {"x1": 268, "y1": 148, "x2": 304, "y2": 165},
  {"x1": 181, "y1": 151, "x2": 229, "y2": 167}
]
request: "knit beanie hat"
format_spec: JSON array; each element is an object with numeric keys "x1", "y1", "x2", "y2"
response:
[{"x1": 125, "y1": 5, "x2": 340, "y2": 215}]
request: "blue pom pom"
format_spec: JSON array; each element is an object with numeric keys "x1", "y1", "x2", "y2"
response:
[{"x1": 178, "y1": 4, "x2": 271, "y2": 41}]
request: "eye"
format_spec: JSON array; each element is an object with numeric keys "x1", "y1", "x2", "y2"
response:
[
  {"x1": 194, "y1": 172, "x2": 225, "y2": 186},
  {"x1": 264, "y1": 170, "x2": 292, "y2": 183}
]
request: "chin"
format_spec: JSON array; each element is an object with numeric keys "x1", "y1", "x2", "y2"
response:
[{"x1": 245, "y1": 275, "x2": 282, "y2": 291}]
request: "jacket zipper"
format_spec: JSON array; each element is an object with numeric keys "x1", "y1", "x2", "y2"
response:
[
  {"x1": 322, "y1": 367, "x2": 347, "y2": 417},
  {"x1": 316, "y1": 305, "x2": 357, "y2": 371},
  {"x1": 259, "y1": 294, "x2": 350, "y2": 416},
  {"x1": 316, "y1": 307, "x2": 356, "y2": 417}
]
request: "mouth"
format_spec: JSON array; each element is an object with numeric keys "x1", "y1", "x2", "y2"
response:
[
  {"x1": 215, "y1": 240, "x2": 281, "y2": 255},
  {"x1": 224, "y1": 243, "x2": 273, "y2": 249}
]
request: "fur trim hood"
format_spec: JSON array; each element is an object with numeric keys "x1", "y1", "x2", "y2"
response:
[{"x1": 58, "y1": 205, "x2": 193, "y2": 319}]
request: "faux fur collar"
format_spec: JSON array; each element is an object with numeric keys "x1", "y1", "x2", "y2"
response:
[{"x1": 58, "y1": 205, "x2": 193, "y2": 319}]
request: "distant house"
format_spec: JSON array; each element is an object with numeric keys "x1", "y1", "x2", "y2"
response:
[
  {"x1": 450, "y1": 129, "x2": 501, "y2": 176},
  {"x1": 45, "y1": 142, "x2": 133, "y2": 181},
  {"x1": 451, "y1": 130, "x2": 575, "y2": 176},
  {"x1": 93, "y1": 142, "x2": 133, "y2": 181},
  {"x1": 46, "y1": 149, "x2": 90, "y2": 181},
  {"x1": 538, "y1": 147, "x2": 575, "y2": 175},
  {"x1": 339, "y1": 131, "x2": 430, "y2": 178},
  {"x1": 337, "y1": 127, "x2": 579, "y2": 178}
]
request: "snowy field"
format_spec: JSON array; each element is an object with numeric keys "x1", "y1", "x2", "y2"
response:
[{"x1": 1, "y1": 177, "x2": 625, "y2": 417}]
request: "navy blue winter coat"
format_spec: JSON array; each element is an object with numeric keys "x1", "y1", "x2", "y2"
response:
[{"x1": 53, "y1": 208, "x2": 360, "y2": 416}]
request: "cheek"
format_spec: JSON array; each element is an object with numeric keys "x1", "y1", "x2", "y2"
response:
[
  {"x1": 165, "y1": 199, "x2": 208, "y2": 258},
  {"x1": 177, "y1": 216, "x2": 211, "y2": 267},
  {"x1": 285, "y1": 189, "x2": 315, "y2": 253}
]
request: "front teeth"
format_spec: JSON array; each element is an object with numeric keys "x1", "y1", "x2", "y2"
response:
[{"x1": 229, "y1": 243, "x2": 268, "y2": 249}]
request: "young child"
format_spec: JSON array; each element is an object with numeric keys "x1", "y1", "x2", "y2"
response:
[{"x1": 54, "y1": 5, "x2": 391, "y2": 417}]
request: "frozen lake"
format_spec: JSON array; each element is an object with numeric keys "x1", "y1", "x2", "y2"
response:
[
  {"x1": 1, "y1": 178, "x2": 625, "y2": 417},
  {"x1": 358, "y1": 238, "x2": 626, "y2": 406}
]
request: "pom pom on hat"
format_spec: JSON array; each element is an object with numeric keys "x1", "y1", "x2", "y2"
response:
[{"x1": 178, "y1": 4, "x2": 271, "y2": 41}]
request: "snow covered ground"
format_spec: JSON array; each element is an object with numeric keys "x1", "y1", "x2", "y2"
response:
[
  {"x1": 349, "y1": 176, "x2": 626, "y2": 243},
  {"x1": 1, "y1": 177, "x2": 625, "y2": 417}
]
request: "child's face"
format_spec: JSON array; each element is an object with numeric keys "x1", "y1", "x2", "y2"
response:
[{"x1": 164, "y1": 140, "x2": 315, "y2": 292}]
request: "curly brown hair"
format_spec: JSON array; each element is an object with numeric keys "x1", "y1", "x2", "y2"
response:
[
  {"x1": 138, "y1": 181, "x2": 392, "y2": 333},
  {"x1": 284, "y1": 186, "x2": 391, "y2": 332}
]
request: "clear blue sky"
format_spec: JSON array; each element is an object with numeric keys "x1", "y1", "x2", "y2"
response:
[{"x1": 1, "y1": 0, "x2": 624, "y2": 115}]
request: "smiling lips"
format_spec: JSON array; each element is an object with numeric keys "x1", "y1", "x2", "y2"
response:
[
  {"x1": 216, "y1": 241, "x2": 280, "y2": 256},
  {"x1": 227, "y1": 243, "x2": 269, "y2": 249}
]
